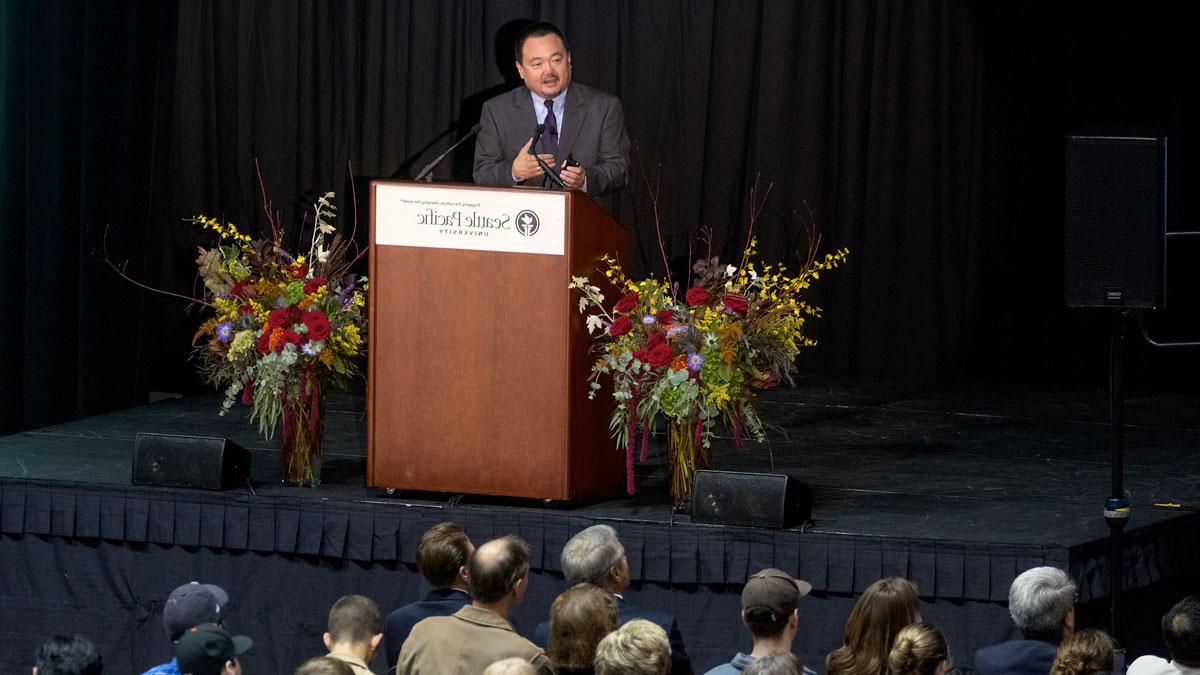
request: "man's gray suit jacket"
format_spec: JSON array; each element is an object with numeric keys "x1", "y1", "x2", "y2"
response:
[{"x1": 473, "y1": 83, "x2": 631, "y2": 196}]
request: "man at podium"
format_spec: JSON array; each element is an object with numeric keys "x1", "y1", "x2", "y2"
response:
[{"x1": 473, "y1": 21, "x2": 631, "y2": 196}]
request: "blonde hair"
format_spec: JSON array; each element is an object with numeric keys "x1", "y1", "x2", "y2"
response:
[
  {"x1": 594, "y1": 619, "x2": 671, "y2": 675},
  {"x1": 888, "y1": 623, "x2": 949, "y2": 675},
  {"x1": 548, "y1": 583, "x2": 619, "y2": 670},
  {"x1": 828, "y1": 577, "x2": 922, "y2": 675},
  {"x1": 1050, "y1": 629, "x2": 1115, "y2": 675}
]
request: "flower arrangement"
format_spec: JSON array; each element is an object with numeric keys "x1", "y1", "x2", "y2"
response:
[
  {"x1": 569, "y1": 195, "x2": 847, "y2": 504},
  {"x1": 190, "y1": 192, "x2": 367, "y2": 485}
]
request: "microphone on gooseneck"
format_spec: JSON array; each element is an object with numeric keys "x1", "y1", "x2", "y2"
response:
[{"x1": 528, "y1": 123, "x2": 565, "y2": 189}]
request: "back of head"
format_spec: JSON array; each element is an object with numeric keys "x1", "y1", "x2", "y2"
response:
[
  {"x1": 416, "y1": 522, "x2": 473, "y2": 589},
  {"x1": 548, "y1": 583, "x2": 620, "y2": 670},
  {"x1": 1008, "y1": 567, "x2": 1076, "y2": 641},
  {"x1": 1163, "y1": 596, "x2": 1200, "y2": 665},
  {"x1": 828, "y1": 577, "x2": 921, "y2": 675},
  {"x1": 561, "y1": 524, "x2": 625, "y2": 587},
  {"x1": 163, "y1": 581, "x2": 228, "y2": 642},
  {"x1": 327, "y1": 594, "x2": 382, "y2": 645},
  {"x1": 1050, "y1": 628, "x2": 1115, "y2": 675},
  {"x1": 176, "y1": 622, "x2": 253, "y2": 675},
  {"x1": 34, "y1": 635, "x2": 102, "y2": 675},
  {"x1": 888, "y1": 623, "x2": 949, "y2": 675},
  {"x1": 484, "y1": 657, "x2": 539, "y2": 675},
  {"x1": 745, "y1": 653, "x2": 806, "y2": 675},
  {"x1": 594, "y1": 619, "x2": 671, "y2": 675},
  {"x1": 469, "y1": 535, "x2": 531, "y2": 604},
  {"x1": 294, "y1": 656, "x2": 355, "y2": 675},
  {"x1": 742, "y1": 568, "x2": 812, "y2": 640}
]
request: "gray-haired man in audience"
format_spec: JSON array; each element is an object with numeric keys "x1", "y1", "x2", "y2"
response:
[
  {"x1": 974, "y1": 566, "x2": 1076, "y2": 675},
  {"x1": 533, "y1": 524, "x2": 693, "y2": 674}
]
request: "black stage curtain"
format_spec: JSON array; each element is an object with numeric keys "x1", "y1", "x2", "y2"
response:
[{"x1": 3, "y1": 1, "x2": 1198, "y2": 433}]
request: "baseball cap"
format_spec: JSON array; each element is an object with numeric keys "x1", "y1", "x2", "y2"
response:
[
  {"x1": 741, "y1": 568, "x2": 812, "y2": 623},
  {"x1": 175, "y1": 622, "x2": 252, "y2": 675},
  {"x1": 164, "y1": 582, "x2": 229, "y2": 641}
]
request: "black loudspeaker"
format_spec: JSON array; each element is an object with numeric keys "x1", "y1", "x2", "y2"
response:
[
  {"x1": 133, "y1": 433, "x2": 251, "y2": 490},
  {"x1": 690, "y1": 470, "x2": 812, "y2": 529},
  {"x1": 1065, "y1": 132, "x2": 1167, "y2": 309}
]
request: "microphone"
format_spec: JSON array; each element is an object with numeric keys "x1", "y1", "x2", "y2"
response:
[
  {"x1": 414, "y1": 123, "x2": 482, "y2": 182},
  {"x1": 528, "y1": 123, "x2": 566, "y2": 189}
]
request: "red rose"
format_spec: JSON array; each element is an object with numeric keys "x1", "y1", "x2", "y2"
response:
[
  {"x1": 632, "y1": 348, "x2": 647, "y2": 363},
  {"x1": 303, "y1": 277, "x2": 328, "y2": 294},
  {"x1": 304, "y1": 310, "x2": 332, "y2": 341},
  {"x1": 288, "y1": 306, "x2": 304, "y2": 326},
  {"x1": 686, "y1": 286, "x2": 709, "y2": 307},
  {"x1": 257, "y1": 331, "x2": 272, "y2": 355},
  {"x1": 723, "y1": 294, "x2": 748, "y2": 313},
  {"x1": 238, "y1": 303, "x2": 254, "y2": 315},
  {"x1": 645, "y1": 330, "x2": 665, "y2": 350},
  {"x1": 656, "y1": 309, "x2": 675, "y2": 324},
  {"x1": 268, "y1": 308, "x2": 291, "y2": 329},
  {"x1": 608, "y1": 314, "x2": 632, "y2": 336},
  {"x1": 646, "y1": 343, "x2": 673, "y2": 368},
  {"x1": 290, "y1": 264, "x2": 306, "y2": 279},
  {"x1": 229, "y1": 280, "x2": 249, "y2": 298},
  {"x1": 241, "y1": 379, "x2": 254, "y2": 405},
  {"x1": 283, "y1": 330, "x2": 303, "y2": 346},
  {"x1": 613, "y1": 291, "x2": 639, "y2": 314}
]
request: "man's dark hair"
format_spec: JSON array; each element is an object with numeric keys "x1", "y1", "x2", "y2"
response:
[
  {"x1": 469, "y1": 535, "x2": 531, "y2": 604},
  {"x1": 744, "y1": 607, "x2": 790, "y2": 640},
  {"x1": 328, "y1": 594, "x2": 382, "y2": 645},
  {"x1": 1164, "y1": 596, "x2": 1200, "y2": 665},
  {"x1": 34, "y1": 634, "x2": 103, "y2": 675},
  {"x1": 513, "y1": 21, "x2": 569, "y2": 62},
  {"x1": 416, "y1": 522, "x2": 472, "y2": 589}
]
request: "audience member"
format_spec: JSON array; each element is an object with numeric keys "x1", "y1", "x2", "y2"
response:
[
  {"x1": 142, "y1": 581, "x2": 231, "y2": 675},
  {"x1": 383, "y1": 522, "x2": 475, "y2": 668},
  {"x1": 974, "y1": 567, "x2": 1076, "y2": 675},
  {"x1": 33, "y1": 634, "x2": 102, "y2": 675},
  {"x1": 889, "y1": 623, "x2": 951, "y2": 675},
  {"x1": 827, "y1": 577, "x2": 921, "y2": 675},
  {"x1": 534, "y1": 524, "x2": 693, "y2": 674},
  {"x1": 484, "y1": 658, "x2": 539, "y2": 675},
  {"x1": 744, "y1": 654, "x2": 807, "y2": 675},
  {"x1": 324, "y1": 594, "x2": 383, "y2": 675},
  {"x1": 175, "y1": 623, "x2": 252, "y2": 675},
  {"x1": 594, "y1": 619, "x2": 672, "y2": 675},
  {"x1": 1129, "y1": 596, "x2": 1200, "y2": 675},
  {"x1": 397, "y1": 535, "x2": 553, "y2": 675},
  {"x1": 547, "y1": 583, "x2": 620, "y2": 675},
  {"x1": 295, "y1": 656, "x2": 355, "y2": 675},
  {"x1": 705, "y1": 568, "x2": 815, "y2": 675},
  {"x1": 1050, "y1": 629, "x2": 1115, "y2": 675}
]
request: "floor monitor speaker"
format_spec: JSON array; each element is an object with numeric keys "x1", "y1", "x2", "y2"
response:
[
  {"x1": 132, "y1": 433, "x2": 250, "y2": 490},
  {"x1": 691, "y1": 470, "x2": 812, "y2": 529}
]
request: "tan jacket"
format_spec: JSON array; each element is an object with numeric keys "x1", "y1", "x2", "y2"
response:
[{"x1": 396, "y1": 605, "x2": 555, "y2": 675}]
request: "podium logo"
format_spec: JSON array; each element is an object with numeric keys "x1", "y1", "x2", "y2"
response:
[{"x1": 515, "y1": 209, "x2": 540, "y2": 237}]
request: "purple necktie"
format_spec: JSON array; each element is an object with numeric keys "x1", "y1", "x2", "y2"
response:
[{"x1": 542, "y1": 99, "x2": 560, "y2": 160}]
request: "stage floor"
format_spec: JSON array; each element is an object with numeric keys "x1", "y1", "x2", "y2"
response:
[{"x1": 2, "y1": 375, "x2": 1197, "y2": 546}]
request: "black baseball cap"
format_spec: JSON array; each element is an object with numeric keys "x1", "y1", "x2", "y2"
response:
[
  {"x1": 175, "y1": 623, "x2": 252, "y2": 675},
  {"x1": 164, "y1": 582, "x2": 229, "y2": 641}
]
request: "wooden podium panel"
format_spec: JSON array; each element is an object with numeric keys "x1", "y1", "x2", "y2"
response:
[{"x1": 367, "y1": 181, "x2": 625, "y2": 500}]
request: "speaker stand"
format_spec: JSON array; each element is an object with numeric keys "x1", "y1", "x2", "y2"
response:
[{"x1": 1103, "y1": 309, "x2": 1133, "y2": 645}]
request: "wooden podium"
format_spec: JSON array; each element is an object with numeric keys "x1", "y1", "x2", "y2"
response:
[{"x1": 366, "y1": 181, "x2": 626, "y2": 500}]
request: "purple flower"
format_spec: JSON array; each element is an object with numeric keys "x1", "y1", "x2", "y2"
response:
[
  {"x1": 686, "y1": 352, "x2": 705, "y2": 372},
  {"x1": 301, "y1": 342, "x2": 319, "y2": 357},
  {"x1": 667, "y1": 325, "x2": 688, "y2": 338},
  {"x1": 216, "y1": 321, "x2": 234, "y2": 343},
  {"x1": 642, "y1": 313, "x2": 657, "y2": 325}
]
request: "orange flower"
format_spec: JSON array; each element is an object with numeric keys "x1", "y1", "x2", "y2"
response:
[
  {"x1": 669, "y1": 354, "x2": 688, "y2": 371},
  {"x1": 268, "y1": 327, "x2": 285, "y2": 353}
]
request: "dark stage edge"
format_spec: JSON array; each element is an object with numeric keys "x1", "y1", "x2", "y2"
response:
[{"x1": 1, "y1": 376, "x2": 1198, "y2": 673}]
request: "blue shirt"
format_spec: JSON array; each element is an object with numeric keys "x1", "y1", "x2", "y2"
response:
[
  {"x1": 141, "y1": 657, "x2": 182, "y2": 675},
  {"x1": 704, "y1": 653, "x2": 818, "y2": 675}
]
